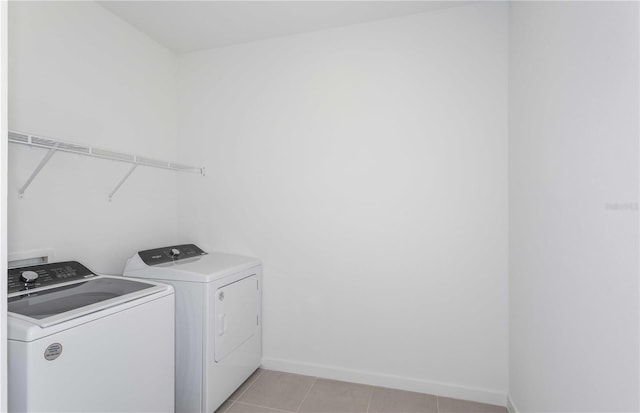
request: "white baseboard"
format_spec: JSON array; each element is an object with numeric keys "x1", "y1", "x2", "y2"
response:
[
  {"x1": 506, "y1": 395, "x2": 519, "y2": 413},
  {"x1": 261, "y1": 357, "x2": 507, "y2": 407}
]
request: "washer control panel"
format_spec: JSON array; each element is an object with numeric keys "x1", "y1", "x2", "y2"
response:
[
  {"x1": 8, "y1": 261, "x2": 96, "y2": 293},
  {"x1": 138, "y1": 244, "x2": 207, "y2": 266}
]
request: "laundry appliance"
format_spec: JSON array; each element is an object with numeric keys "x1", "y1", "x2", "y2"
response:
[
  {"x1": 123, "y1": 244, "x2": 262, "y2": 413},
  {"x1": 7, "y1": 260, "x2": 175, "y2": 413}
]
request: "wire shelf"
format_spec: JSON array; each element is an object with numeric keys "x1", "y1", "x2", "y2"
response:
[{"x1": 8, "y1": 130, "x2": 205, "y2": 200}]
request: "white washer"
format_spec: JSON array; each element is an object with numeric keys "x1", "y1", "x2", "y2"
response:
[
  {"x1": 123, "y1": 244, "x2": 262, "y2": 413},
  {"x1": 8, "y1": 260, "x2": 175, "y2": 413}
]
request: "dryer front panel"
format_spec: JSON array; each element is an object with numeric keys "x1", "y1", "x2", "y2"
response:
[{"x1": 214, "y1": 274, "x2": 259, "y2": 362}]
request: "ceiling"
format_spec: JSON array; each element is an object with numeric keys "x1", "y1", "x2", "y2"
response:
[{"x1": 98, "y1": 1, "x2": 472, "y2": 54}]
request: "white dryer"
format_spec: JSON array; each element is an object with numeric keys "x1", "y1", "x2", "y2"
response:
[
  {"x1": 123, "y1": 244, "x2": 262, "y2": 413},
  {"x1": 7, "y1": 260, "x2": 175, "y2": 413}
]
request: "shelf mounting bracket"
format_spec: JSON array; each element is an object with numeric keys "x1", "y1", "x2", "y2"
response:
[
  {"x1": 108, "y1": 164, "x2": 138, "y2": 202},
  {"x1": 18, "y1": 146, "x2": 58, "y2": 198}
]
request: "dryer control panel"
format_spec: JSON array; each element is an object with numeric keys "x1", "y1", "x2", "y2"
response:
[
  {"x1": 138, "y1": 244, "x2": 207, "y2": 266},
  {"x1": 8, "y1": 261, "x2": 96, "y2": 293}
]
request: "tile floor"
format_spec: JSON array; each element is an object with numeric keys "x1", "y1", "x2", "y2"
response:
[{"x1": 215, "y1": 369, "x2": 508, "y2": 413}]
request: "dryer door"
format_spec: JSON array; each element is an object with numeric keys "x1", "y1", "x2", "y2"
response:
[{"x1": 214, "y1": 274, "x2": 258, "y2": 362}]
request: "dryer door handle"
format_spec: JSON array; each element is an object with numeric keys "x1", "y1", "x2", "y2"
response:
[{"x1": 217, "y1": 313, "x2": 227, "y2": 336}]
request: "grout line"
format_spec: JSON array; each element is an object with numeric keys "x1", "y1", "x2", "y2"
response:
[
  {"x1": 219, "y1": 400, "x2": 233, "y2": 413},
  {"x1": 232, "y1": 368, "x2": 266, "y2": 401},
  {"x1": 233, "y1": 401, "x2": 295, "y2": 413},
  {"x1": 365, "y1": 385, "x2": 375, "y2": 413},
  {"x1": 436, "y1": 396, "x2": 440, "y2": 413},
  {"x1": 294, "y1": 376, "x2": 318, "y2": 413}
]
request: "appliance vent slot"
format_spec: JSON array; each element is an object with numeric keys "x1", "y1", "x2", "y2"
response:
[{"x1": 8, "y1": 255, "x2": 48, "y2": 269}]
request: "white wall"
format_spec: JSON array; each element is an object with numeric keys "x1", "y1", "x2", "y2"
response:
[
  {"x1": 509, "y1": 2, "x2": 639, "y2": 412},
  {"x1": 177, "y1": 3, "x2": 508, "y2": 404},
  {"x1": 1, "y1": 0, "x2": 8, "y2": 410},
  {"x1": 8, "y1": 1, "x2": 180, "y2": 273}
]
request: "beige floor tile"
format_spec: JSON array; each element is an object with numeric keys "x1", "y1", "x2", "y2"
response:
[
  {"x1": 437, "y1": 397, "x2": 508, "y2": 413},
  {"x1": 237, "y1": 370, "x2": 316, "y2": 412},
  {"x1": 298, "y1": 378, "x2": 372, "y2": 413},
  {"x1": 227, "y1": 402, "x2": 292, "y2": 413},
  {"x1": 368, "y1": 387, "x2": 437, "y2": 413},
  {"x1": 215, "y1": 400, "x2": 234, "y2": 413},
  {"x1": 229, "y1": 368, "x2": 265, "y2": 400}
]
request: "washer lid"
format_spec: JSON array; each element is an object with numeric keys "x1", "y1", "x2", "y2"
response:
[
  {"x1": 8, "y1": 276, "x2": 166, "y2": 328},
  {"x1": 125, "y1": 252, "x2": 261, "y2": 283}
]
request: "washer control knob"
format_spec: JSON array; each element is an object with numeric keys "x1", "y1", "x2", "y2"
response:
[
  {"x1": 20, "y1": 271, "x2": 39, "y2": 283},
  {"x1": 170, "y1": 248, "x2": 181, "y2": 258}
]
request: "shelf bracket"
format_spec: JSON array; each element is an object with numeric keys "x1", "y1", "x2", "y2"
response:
[
  {"x1": 18, "y1": 147, "x2": 58, "y2": 198},
  {"x1": 108, "y1": 164, "x2": 138, "y2": 202}
]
